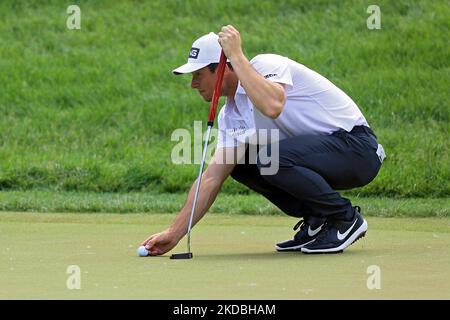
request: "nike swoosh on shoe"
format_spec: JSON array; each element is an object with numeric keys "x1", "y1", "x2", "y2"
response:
[
  {"x1": 337, "y1": 220, "x2": 357, "y2": 240},
  {"x1": 307, "y1": 224, "x2": 323, "y2": 237}
]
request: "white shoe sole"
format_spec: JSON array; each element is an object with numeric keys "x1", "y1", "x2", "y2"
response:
[
  {"x1": 275, "y1": 239, "x2": 316, "y2": 252},
  {"x1": 301, "y1": 220, "x2": 368, "y2": 254}
]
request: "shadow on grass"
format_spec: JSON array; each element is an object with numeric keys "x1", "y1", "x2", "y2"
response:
[
  {"x1": 191, "y1": 249, "x2": 376, "y2": 261},
  {"x1": 143, "y1": 249, "x2": 374, "y2": 260},
  {"x1": 194, "y1": 251, "x2": 331, "y2": 260}
]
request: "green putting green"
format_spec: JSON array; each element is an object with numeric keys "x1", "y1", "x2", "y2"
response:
[{"x1": 1, "y1": 212, "x2": 449, "y2": 299}]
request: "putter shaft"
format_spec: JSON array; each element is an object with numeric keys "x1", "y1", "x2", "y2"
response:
[{"x1": 186, "y1": 125, "x2": 213, "y2": 253}]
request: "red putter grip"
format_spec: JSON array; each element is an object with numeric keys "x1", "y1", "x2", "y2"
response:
[{"x1": 207, "y1": 51, "x2": 227, "y2": 126}]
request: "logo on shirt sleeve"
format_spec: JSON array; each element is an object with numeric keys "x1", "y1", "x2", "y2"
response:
[
  {"x1": 264, "y1": 73, "x2": 277, "y2": 79},
  {"x1": 189, "y1": 48, "x2": 200, "y2": 59}
]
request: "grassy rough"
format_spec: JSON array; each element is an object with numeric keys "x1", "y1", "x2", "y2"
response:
[
  {"x1": 0, "y1": 190, "x2": 448, "y2": 217},
  {"x1": 0, "y1": 0, "x2": 449, "y2": 197}
]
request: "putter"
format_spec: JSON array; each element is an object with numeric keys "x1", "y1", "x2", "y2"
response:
[{"x1": 170, "y1": 51, "x2": 227, "y2": 260}]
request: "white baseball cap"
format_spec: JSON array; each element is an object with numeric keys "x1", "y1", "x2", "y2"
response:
[{"x1": 172, "y1": 32, "x2": 222, "y2": 75}]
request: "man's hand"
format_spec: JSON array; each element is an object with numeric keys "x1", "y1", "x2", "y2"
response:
[
  {"x1": 141, "y1": 230, "x2": 180, "y2": 256},
  {"x1": 218, "y1": 25, "x2": 244, "y2": 61},
  {"x1": 218, "y1": 25, "x2": 285, "y2": 119}
]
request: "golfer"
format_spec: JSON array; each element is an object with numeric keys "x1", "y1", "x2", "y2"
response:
[{"x1": 142, "y1": 25, "x2": 385, "y2": 255}]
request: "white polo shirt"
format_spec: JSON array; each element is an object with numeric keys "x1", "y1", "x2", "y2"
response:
[{"x1": 217, "y1": 54, "x2": 368, "y2": 148}]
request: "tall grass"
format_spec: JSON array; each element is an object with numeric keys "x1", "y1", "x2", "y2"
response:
[{"x1": 0, "y1": 0, "x2": 448, "y2": 197}]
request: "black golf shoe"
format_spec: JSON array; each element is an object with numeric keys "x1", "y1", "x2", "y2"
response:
[
  {"x1": 301, "y1": 207, "x2": 367, "y2": 253},
  {"x1": 276, "y1": 217, "x2": 325, "y2": 252},
  {"x1": 301, "y1": 206, "x2": 367, "y2": 254}
]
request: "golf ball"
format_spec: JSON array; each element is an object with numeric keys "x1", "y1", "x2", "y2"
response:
[{"x1": 137, "y1": 246, "x2": 148, "y2": 257}]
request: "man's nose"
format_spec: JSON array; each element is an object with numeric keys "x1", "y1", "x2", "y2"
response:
[{"x1": 191, "y1": 78, "x2": 199, "y2": 89}]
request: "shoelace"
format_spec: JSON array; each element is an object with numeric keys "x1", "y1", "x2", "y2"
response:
[{"x1": 293, "y1": 219, "x2": 305, "y2": 231}]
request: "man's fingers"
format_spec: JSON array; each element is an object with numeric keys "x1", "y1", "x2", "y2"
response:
[
  {"x1": 148, "y1": 247, "x2": 162, "y2": 256},
  {"x1": 140, "y1": 237, "x2": 151, "y2": 247},
  {"x1": 141, "y1": 234, "x2": 157, "y2": 247},
  {"x1": 220, "y1": 25, "x2": 238, "y2": 36},
  {"x1": 148, "y1": 240, "x2": 164, "y2": 255},
  {"x1": 145, "y1": 237, "x2": 158, "y2": 250},
  {"x1": 218, "y1": 25, "x2": 240, "y2": 50},
  {"x1": 225, "y1": 25, "x2": 238, "y2": 35}
]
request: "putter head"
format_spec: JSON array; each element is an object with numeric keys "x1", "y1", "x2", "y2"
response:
[{"x1": 170, "y1": 252, "x2": 193, "y2": 259}]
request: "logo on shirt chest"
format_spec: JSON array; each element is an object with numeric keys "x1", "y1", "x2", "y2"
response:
[
  {"x1": 264, "y1": 73, "x2": 277, "y2": 79},
  {"x1": 226, "y1": 125, "x2": 248, "y2": 137}
]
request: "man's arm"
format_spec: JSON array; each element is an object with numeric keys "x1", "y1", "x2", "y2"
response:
[
  {"x1": 218, "y1": 25, "x2": 286, "y2": 119},
  {"x1": 168, "y1": 146, "x2": 239, "y2": 239},
  {"x1": 141, "y1": 146, "x2": 245, "y2": 255}
]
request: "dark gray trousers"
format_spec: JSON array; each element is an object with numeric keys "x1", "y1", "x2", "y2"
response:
[{"x1": 230, "y1": 126, "x2": 382, "y2": 220}]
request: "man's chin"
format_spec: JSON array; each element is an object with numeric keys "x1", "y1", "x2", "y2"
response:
[{"x1": 201, "y1": 95, "x2": 212, "y2": 102}]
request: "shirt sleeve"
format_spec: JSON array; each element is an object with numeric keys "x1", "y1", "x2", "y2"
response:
[{"x1": 250, "y1": 54, "x2": 293, "y2": 88}]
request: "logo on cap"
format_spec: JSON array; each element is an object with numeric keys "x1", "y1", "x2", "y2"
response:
[{"x1": 189, "y1": 48, "x2": 200, "y2": 59}]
